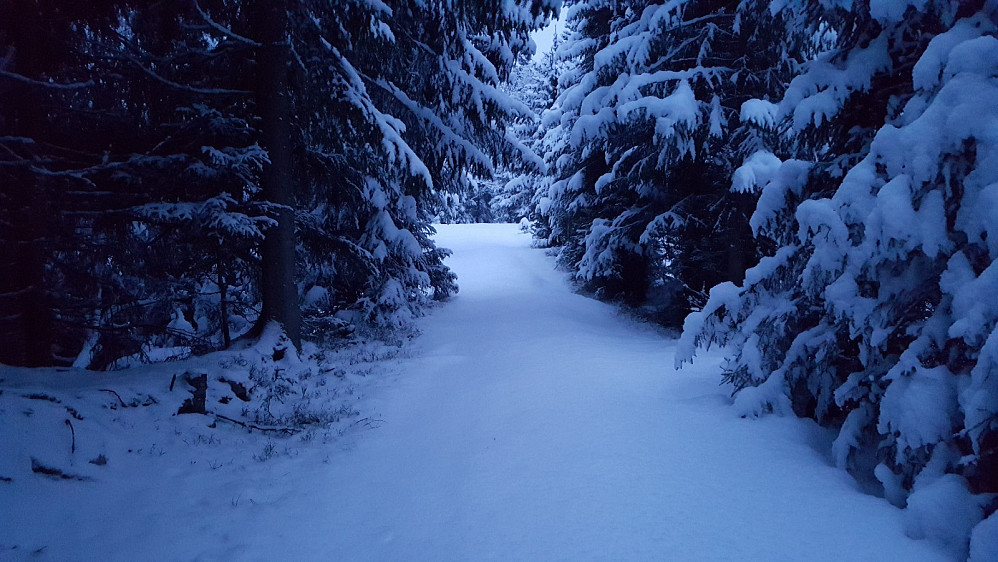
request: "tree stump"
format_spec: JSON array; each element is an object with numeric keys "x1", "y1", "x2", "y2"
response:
[{"x1": 176, "y1": 373, "x2": 208, "y2": 415}]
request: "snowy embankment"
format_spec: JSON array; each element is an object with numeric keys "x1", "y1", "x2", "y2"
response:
[{"x1": 1, "y1": 224, "x2": 951, "y2": 560}]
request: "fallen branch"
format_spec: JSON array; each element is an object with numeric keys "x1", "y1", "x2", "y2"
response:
[
  {"x1": 350, "y1": 416, "x2": 385, "y2": 428},
  {"x1": 99, "y1": 388, "x2": 127, "y2": 408},
  {"x1": 210, "y1": 412, "x2": 300, "y2": 435},
  {"x1": 31, "y1": 457, "x2": 88, "y2": 481},
  {"x1": 65, "y1": 419, "x2": 76, "y2": 454}
]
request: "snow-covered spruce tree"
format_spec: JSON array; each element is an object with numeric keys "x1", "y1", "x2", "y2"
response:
[
  {"x1": 400, "y1": 7, "x2": 553, "y2": 227},
  {"x1": 679, "y1": 2, "x2": 998, "y2": 555},
  {"x1": 0, "y1": 2, "x2": 268, "y2": 367},
  {"x1": 291, "y1": 0, "x2": 556, "y2": 340},
  {"x1": 534, "y1": 0, "x2": 785, "y2": 325},
  {"x1": 2, "y1": 1, "x2": 557, "y2": 366},
  {"x1": 96, "y1": 2, "x2": 269, "y2": 365},
  {"x1": 96, "y1": 0, "x2": 558, "y2": 350},
  {"x1": 491, "y1": 46, "x2": 563, "y2": 224}
]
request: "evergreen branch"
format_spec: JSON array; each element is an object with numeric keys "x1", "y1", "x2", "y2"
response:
[
  {"x1": 193, "y1": 0, "x2": 261, "y2": 46},
  {"x1": 365, "y1": 73, "x2": 494, "y2": 174},
  {"x1": 0, "y1": 70, "x2": 94, "y2": 90},
  {"x1": 125, "y1": 54, "x2": 250, "y2": 96}
]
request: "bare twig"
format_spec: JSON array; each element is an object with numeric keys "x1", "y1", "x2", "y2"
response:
[
  {"x1": 99, "y1": 388, "x2": 128, "y2": 407},
  {"x1": 211, "y1": 412, "x2": 300, "y2": 435}
]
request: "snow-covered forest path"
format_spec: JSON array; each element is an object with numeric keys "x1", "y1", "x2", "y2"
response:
[
  {"x1": 2, "y1": 224, "x2": 951, "y2": 561},
  {"x1": 241, "y1": 223, "x2": 946, "y2": 560}
]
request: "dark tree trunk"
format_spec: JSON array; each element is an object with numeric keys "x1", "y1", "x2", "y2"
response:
[
  {"x1": 250, "y1": 0, "x2": 300, "y2": 348},
  {"x1": 725, "y1": 193, "x2": 757, "y2": 285},
  {"x1": 0, "y1": 0, "x2": 53, "y2": 366}
]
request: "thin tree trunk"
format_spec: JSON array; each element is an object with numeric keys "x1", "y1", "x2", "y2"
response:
[
  {"x1": 250, "y1": 0, "x2": 300, "y2": 348},
  {"x1": 218, "y1": 254, "x2": 231, "y2": 349}
]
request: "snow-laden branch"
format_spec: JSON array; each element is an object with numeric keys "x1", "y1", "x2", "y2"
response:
[
  {"x1": 368, "y1": 74, "x2": 495, "y2": 175},
  {"x1": 332, "y1": 51, "x2": 433, "y2": 187}
]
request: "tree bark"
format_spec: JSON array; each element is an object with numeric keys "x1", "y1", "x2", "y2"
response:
[{"x1": 250, "y1": 0, "x2": 300, "y2": 348}]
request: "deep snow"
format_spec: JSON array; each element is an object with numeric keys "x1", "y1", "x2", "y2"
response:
[{"x1": 1, "y1": 223, "x2": 949, "y2": 560}]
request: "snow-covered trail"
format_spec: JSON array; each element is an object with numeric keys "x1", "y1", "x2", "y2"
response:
[
  {"x1": 238, "y1": 223, "x2": 945, "y2": 560},
  {"x1": 1, "y1": 224, "x2": 948, "y2": 561}
]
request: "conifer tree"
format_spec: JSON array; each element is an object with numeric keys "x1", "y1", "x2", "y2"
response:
[
  {"x1": 492, "y1": 44, "x2": 563, "y2": 224},
  {"x1": 679, "y1": 3, "x2": 998, "y2": 551},
  {"x1": 535, "y1": 0, "x2": 784, "y2": 324},
  {"x1": 1, "y1": 0, "x2": 557, "y2": 366}
]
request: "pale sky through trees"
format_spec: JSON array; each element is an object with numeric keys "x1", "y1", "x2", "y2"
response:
[{"x1": 531, "y1": 16, "x2": 558, "y2": 60}]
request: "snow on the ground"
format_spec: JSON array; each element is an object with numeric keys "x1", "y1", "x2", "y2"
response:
[{"x1": 1, "y1": 224, "x2": 951, "y2": 561}]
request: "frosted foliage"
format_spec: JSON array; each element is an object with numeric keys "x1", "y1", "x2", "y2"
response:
[
  {"x1": 878, "y1": 367, "x2": 959, "y2": 456},
  {"x1": 490, "y1": 42, "x2": 562, "y2": 224},
  {"x1": 876, "y1": 462, "x2": 909, "y2": 507},
  {"x1": 301, "y1": 0, "x2": 553, "y2": 337},
  {"x1": 576, "y1": 218, "x2": 620, "y2": 281},
  {"x1": 869, "y1": 0, "x2": 928, "y2": 23},
  {"x1": 679, "y1": 9, "x2": 998, "y2": 552},
  {"x1": 544, "y1": 0, "x2": 726, "y2": 192},
  {"x1": 136, "y1": 194, "x2": 275, "y2": 240},
  {"x1": 781, "y1": 33, "x2": 891, "y2": 131},
  {"x1": 970, "y1": 512, "x2": 998, "y2": 562},
  {"x1": 912, "y1": 15, "x2": 993, "y2": 92},
  {"x1": 747, "y1": 159, "x2": 811, "y2": 235},
  {"x1": 732, "y1": 373, "x2": 792, "y2": 418},
  {"x1": 536, "y1": 0, "x2": 780, "y2": 312},
  {"x1": 354, "y1": 179, "x2": 434, "y2": 333},
  {"x1": 739, "y1": 99, "x2": 779, "y2": 129},
  {"x1": 904, "y1": 474, "x2": 983, "y2": 559},
  {"x1": 676, "y1": 281, "x2": 740, "y2": 367},
  {"x1": 963, "y1": 307, "x2": 998, "y2": 449},
  {"x1": 865, "y1": 22, "x2": 998, "y2": 474},
  {"x1": 832, "y1": 403, "x2": 874, "y2": 469}
]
